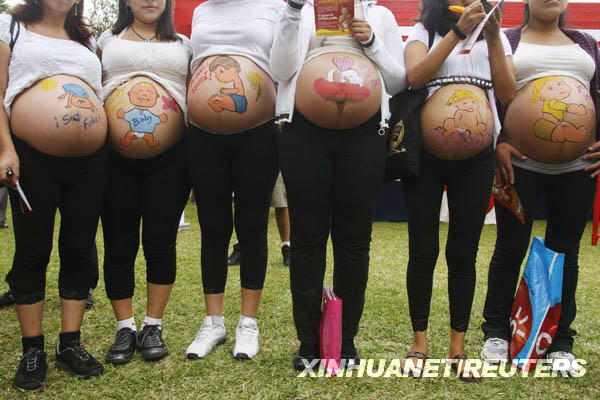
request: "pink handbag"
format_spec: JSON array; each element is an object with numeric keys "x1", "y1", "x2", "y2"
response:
[{"x1": 319, "y1": 286, "x2": 343, "y2": 375}]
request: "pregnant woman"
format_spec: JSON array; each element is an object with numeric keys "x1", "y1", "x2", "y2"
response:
[
  {"x1": 271, "y1": 0, "x2": 406, "y2": 370},
  {"x1": 402, "y1": 0, "x2": 515, "y2": 380},
  {"x1": 98, "y1": 0, "x2": 191, "y2": 365},
  {"x1": 481, "y1": 0, "x2": 600, "y2": 376},
  {"x1": 0, "y1": 0, "x2": 107, "y2": 390},
  {"x1": 185, "y1": 0, "x2": 281, "y2": 361}
]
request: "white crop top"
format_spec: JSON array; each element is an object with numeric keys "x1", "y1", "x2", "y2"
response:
[
  {"x1": 513, "y1": 42, "x2": 595, "y2": 90},
  {"x1": 98, "y1": 30, "x2": 192, "y2": 120},
  {"x1": 0, "y1": 13, "x2": 101, "y2": 117},
  {"x1": 406, "y1": 22, "x2": 512, "y2": 138},
  {"x1": 190, "y1": 0, "x2": 282, "y2": 78},
  {"x1": 406, "y1": 23, "x2": 512, "y2": 99}
]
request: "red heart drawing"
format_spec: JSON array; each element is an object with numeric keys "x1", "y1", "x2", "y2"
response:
[{"x1": 332, "y1": 57, "x2": 354, "y2": 72}]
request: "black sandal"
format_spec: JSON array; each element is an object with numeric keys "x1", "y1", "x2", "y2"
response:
[
  {"x1": 402, "y1": 351, "x2": 428, "y2": 378},
  {"x1": 449, "y1": 354, "x2": 482, "y2": 383}
]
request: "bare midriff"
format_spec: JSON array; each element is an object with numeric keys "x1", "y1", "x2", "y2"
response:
[
  {"x1": 188, "y1": 55, "x2": 276, "y2": 134},
  {"x1": 504, "y1": 75, "x2": 596, "y2": 163},
  {"x1": 421, "y1": 84, "x2": 494, "y2": 160},
  {"x1": 105, "y1": 76, "x2": 184, "y2": 159},
  {"x1": 11, "y1": 75, "x2": 107, "y2": 157},
  {"x1": 295, "y1": 52, "x2": 381, "y2": 129}
]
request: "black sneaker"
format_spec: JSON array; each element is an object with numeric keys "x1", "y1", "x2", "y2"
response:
[
  {"x1": 106, "y1": 328, "x2": 137, "y2": 365},
  {"x1": 13, "y1": 348, "x2": 47, "y2": 390},
  {"x1": 293, "y1": 343, "x2": 320, "y2": 372},
  {"x1": 227, "y1": 243, "x2": 241, "y2": 266},
  {"x1": 137, "y1": 325, "x2": 168, "y2": 361},
  {"x1": 0, "y1": 221, "x2": 8, "y2": 229},
  {"x1": 55, "y1": 341, "x2": 104, "y2": 379},
  {"x1": 85, "y1": 289, "x2": 94, "y2": 310},
  {"x1": 282, "y1": 244, "x2": 290, "y2": 266},
  {"x1": 0, "y1": 289, "x2": 15, "y2": 308}
]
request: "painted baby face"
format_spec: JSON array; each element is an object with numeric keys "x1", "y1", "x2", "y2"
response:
[
  {"x1": 128, "y1": 83, "x2": 159, "y2": 108},
  {"x1": 214, "y1": 66, "x2": 238, "y2": 83},
  {"x1": 457, "y1": 98, "x2": 480, "y2": 112},
  {"x1": 541, "y1": 80, "x2": 571, "y2": 100}
]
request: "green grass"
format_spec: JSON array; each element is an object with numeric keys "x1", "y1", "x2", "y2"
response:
[{"x1": 1, "y1": 203, "x2": 599, "y2": 399}]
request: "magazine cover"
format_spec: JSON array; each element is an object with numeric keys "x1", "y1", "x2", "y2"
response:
[{"x1": 315, "y1": 0, "x2": 354, "y2": 36}]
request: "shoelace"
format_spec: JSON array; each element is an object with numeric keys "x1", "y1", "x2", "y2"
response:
[
  {"x1": 237, "y1": 324, "x2": 258, "y2": 345},
  {"x1": 488, "y1": 338, "x2": 508, "y2": 348},
  {"x1": 25, "y1": 350, "x2": 40, "y2": 372},
  {"x1": 139, "y1": 326, "x2": 162, "y2": 348},
  {"x1": 73, "y1": 344, "x2": 91, "y2": 361},
  {"x1": 195, "y1": 324, "x2": 220, "y2": 342},
  {"x1": 114, "y1": 329, "x2": 135, "y2": 348}
]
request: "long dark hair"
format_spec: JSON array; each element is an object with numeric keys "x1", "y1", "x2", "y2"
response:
[
  {"x1": 416, "y1": 0, "x2": 492, "y2": 37},
  {"x1": 111, "y1": 0, "x2": 179, "y2": 42},
  {"x1": 522, "y1": 4, "x2": 566, "y2": 28},
  {"x1": 8, "y1": 0, "x2": 93, "y2": 50}
]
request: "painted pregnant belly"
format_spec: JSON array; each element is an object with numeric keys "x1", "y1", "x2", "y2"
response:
[
  {"x1": 10, "y1": 75, "x2": 107, "y2": 157},
  {"x1": 295, "y1": 53, "x2": 381, "y2": 130},
  {"x1": 421, "y1": 84, "x2": 494, "y2": 160},
  {"x1": 187, "y1": 55, "x2": 276, "y2": 134},
  {"x1": 105, "y1": 77, "x2": 184, "y2": 159},
  {"x1": 504, "y1": 76, "x2": 596, "y2": 163}
]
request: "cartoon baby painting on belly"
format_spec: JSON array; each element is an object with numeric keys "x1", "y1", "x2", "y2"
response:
[
  {"x1": 439, "y1": 89, "x2": 488, "y2": 137},
  {"x1": 117, "y1": 82, "x2": 168, "y2": 148},
  {"x1": 207, "y1": 56, "x2": 248, "y2": 114},
  {"x1": 59, "y1": 83, "x2": 97, "y2": 113},
  {"x1": 314, "y1": 56, "x2": 371, "y2": 113},
  {"x1": 530, "y1": 77, "x2": 588, "y2": 143}
]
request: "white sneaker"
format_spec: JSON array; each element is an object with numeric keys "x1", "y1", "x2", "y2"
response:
[
  {"x1": 186, "y1": 316, "x2": 226, "y2": 359},
  {"x1": 481, "y1": 338, "x2": 509, "y2": 363},
  {"x1": 547, "y1": 351, "x2": 582, "y2": 376},
  {"x1": 232, "y1": 316, "x2": 259, "y2": 360}
]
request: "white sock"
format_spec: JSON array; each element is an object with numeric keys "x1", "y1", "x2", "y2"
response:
[
  {"x1": 239, "y1": 315, "x2": 257, "y2": 328},
  {"x1": 143, "y1": 316, "x2": 162, "y2": 328},
  {"x1": 282, "y1": 241, "x2": 290, "y2": 247},
  {"x1": 208, "y1": 315, "x2": 225, "y2": 328},
  {"x1": 117, "y1": 317, "x2": 137, "y2": 332}
]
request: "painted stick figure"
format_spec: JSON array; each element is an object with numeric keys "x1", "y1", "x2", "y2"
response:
[{"x1": 58, "y1": 83, "x2": 97, "y2": 113}]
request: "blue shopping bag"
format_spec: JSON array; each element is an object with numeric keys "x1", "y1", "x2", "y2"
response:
[{"x1": 509, "y1": 237, "x2": 565, "y2": 371}]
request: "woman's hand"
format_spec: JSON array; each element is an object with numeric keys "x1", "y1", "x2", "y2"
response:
[
  {"x1": 0, "y1": 146, "x2": 19, "y2": 187},
  {"x1": 483, "y1": 7, "x2": 502, "y2": 42},
  {"x1": 350, "y1": 18, "x2": 373, "y2": 43},
  {"x1": 583, "y1": 141, "x2": 600, "y2": 178},
  {"x1": 495, "y1": 142, "x2": 526, "y2": 187},
  {"x1": 456, "y1": 0, "x2": 486, "y2": 36}
]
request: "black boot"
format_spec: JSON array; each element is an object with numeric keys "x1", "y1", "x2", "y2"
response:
[{"x1": 227, "y1": 243, "x2": 241, "y2": 266}]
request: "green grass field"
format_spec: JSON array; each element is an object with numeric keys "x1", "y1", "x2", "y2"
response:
[{"x1": 1, "y1": 203, "x2": 599, "y2": 399}]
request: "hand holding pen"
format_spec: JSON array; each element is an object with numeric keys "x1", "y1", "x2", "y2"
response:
[{"x1": 0, "y1": 148, "x2": 19, "y2": 187}]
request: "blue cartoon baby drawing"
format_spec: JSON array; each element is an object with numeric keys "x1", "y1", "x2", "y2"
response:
[
  {"x1": 207, "y1": 56, "x2": 248, "y2": 114},
  {"x1": 117, "y1": 82, "x2": 168, "y2": 148},
  {"x1": 58, "y1": 83, "x2": 97, "y2": 113}
]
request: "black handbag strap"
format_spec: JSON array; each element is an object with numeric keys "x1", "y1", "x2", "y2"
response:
[{"x1": 9, "y1": 15, "x2": 20, "y2": 51}]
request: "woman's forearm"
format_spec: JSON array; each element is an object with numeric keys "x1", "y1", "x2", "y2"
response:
[{"x1": 487, "y1": 37, "x2": 515, "y2": 105}]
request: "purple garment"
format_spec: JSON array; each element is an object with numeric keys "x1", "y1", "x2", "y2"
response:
[{"x1": 498, "y1": 27, "x2": 600, "y2": 142}]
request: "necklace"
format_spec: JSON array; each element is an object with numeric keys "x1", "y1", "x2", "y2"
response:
[{"x1": 130, "y1": 25, "x2": 157, "y2": 42}]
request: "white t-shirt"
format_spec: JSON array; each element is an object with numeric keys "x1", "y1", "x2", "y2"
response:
[
  {"x1": 0, "y1": 13, "x2": 101, "y2": 117},
  {"x1": 190, "y1": 0, "x2": 282, "y2": 78},
  {"x1": 406, "y1": 23, "x2": 512, "y2": 98},
  {"x1": 406, "y1": 22, "x2": 512, "y2": 138},
  {"x1": 514, "y1": 42, "x2": 595, "y2": 90},
  {"x1": 98, "y1": 29, "x2": 192, "y2": 120}
]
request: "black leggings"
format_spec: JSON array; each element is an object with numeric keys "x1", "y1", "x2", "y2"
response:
[
  {"x1": 482, "y1": 166, "x2": 595, "y2": 352},
  {"x1": 280, "y1": 112, "x2": 387, "y2": 344},
  {"x1": 8, "y1": 136, "x2": 107, "y2": 305},
  {"x1": 403, "y1": 150, "x2": 494, "y2": 332},
  {"x1": 102, "y1": 141, "x2": 190, "y2": 300},
  {"x1": 186, "y1": 123, "x2": 278, "y2": 294}
]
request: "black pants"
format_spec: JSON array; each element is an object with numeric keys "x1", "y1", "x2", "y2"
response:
[
  {"x1": 280, "y1": 112, "x2": 387, "y2": 344},
  {"x1": 8, "y1": 136, "x2": 107, "y2": 305},
  {"x1": 482, "y1": 166, "x2": 595, "y2": 352},
  {"x1": 187, "y1": 123, "x2": 278, "y2": 294},
  {"x1": 102, "y1": 141, "x2": 190, "y2": 300},
  {"x1": 403, "y1": 150, "x2": 494, "y2": 332}
]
